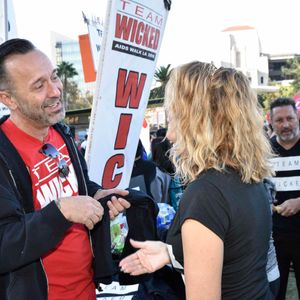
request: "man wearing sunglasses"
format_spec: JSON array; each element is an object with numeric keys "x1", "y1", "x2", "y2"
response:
[{"x1": 0, "y1": 38, "x2": 130, "y2": 300}]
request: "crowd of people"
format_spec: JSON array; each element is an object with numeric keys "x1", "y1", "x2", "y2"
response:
[{"x1": 0, "y1": 38, "x2": 300, "y2": 300}]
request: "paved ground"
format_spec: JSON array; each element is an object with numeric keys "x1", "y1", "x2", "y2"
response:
[{"x1": 286, "y1": 272, "x2": 298, "y2": 300}]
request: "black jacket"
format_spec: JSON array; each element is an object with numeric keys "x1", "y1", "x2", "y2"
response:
[
  {"x1": 0, "y1": 116, "x2": 101, "y2": 300},
  {"x1": 92, "y1": 189, "x2": 159, "y2": 287}
]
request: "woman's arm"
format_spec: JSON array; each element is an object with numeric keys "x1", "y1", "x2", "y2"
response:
[{"x1": 182, "y1": 219, "x2": 223, "y2": 300}]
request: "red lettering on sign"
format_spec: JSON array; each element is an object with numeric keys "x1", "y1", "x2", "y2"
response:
[
  {"x1": 115, "y1": 14, "x2": 160, "y2": 50},
  {"x1": 142, "y1": 24, "x2": 150, "y2": 47},
  {"x1": 102, "y1": 154, "x2": 124, "y2": 188},
  {"x1": 130, "y1": 19, "x2": 138, "y2": 43},
  {"x1": 115, "y1": 14, "x2": 133, "y2": 41},
  {"x1": 115, "y1": 68, "x2": 147, "y2": 108},
  {"x1": 135, "y1": 22, "x2": 144, "y2": 45},
  {"x1": 115, "y1": 114, "x2": 132, "y2": 149}
]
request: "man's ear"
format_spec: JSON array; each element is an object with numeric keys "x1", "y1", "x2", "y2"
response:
[{"x1": 0, "y1": 91, "x2": 18, "y2": 110}]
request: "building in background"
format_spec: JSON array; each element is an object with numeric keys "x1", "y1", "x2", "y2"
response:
[
  {"x1": 68, "y1": 25, "x2": 299, "y2": 134},
  {"x1": 51, "y1": 31, "x2": 96, "y2": 96},
  {"x1": 145, "y1": 25, "x2": 277, "y2": 130},
  {"x1": 215, "y1": 25, "x2": 276, "y2": 93},
  {"x1": 268, "y1": 53, "x2": 300, "y2": 82}
]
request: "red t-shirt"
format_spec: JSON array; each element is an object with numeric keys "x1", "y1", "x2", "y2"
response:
[{"x1": 2, "y1": 119, "x2": 96, "y2": 300}]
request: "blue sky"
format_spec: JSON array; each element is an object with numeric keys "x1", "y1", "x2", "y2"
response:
[{"x1": 12, "y1": 0, "x2": 300, "y2": 68}]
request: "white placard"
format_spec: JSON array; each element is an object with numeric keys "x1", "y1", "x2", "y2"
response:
[
  {"x1": 86, "y1": 0, "x2": 170, "y2": 188},
  {"x1": 0, "y1": 0, "x2": 18, "y2": 118},
  {"x1": 83, "y1": 12, "x2": 104, "y2": 73}
]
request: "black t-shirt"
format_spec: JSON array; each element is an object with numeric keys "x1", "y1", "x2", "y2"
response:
[
  {"x1": 270, "y1": 136, "x2": 300, "y2": 241},
  {"x1": 166, "y1": 169, "x2": 272, "y2": 300}
]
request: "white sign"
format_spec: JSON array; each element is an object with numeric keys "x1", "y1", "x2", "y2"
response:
[
  {"x1": 0, "y1": 0, "x2": 17, "y2": 45},
  {"x1": 83, "y1": 12, "x2": 104, "y2": 73},
  {"x1": 270, "y1": 156, "x2": 300, "y2": 172},
  {"x1": 0, "y1": 0, "x2": 17, "y2": 118},
  {"x1": 96, "y1": 281, "x2": 138, "y2": 299},
  {"x1": 271, "y1": 176, "x2": 300, "y2": 192},
  {"x1": 0, "y1": 0, "x2": 8, "y2": 44},
  {"x1": 86, "y1": 0, "x2": 170, "y2": 188}
]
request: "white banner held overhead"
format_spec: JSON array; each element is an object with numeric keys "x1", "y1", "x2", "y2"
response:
[{"x1": 86, "y1": 0, "x2": 170, "y2": 189}]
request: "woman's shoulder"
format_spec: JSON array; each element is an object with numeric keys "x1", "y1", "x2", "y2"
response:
[
  {"x1": 183, "y1": 170, "x2": 226, "y2": 202},
  {"x1": 185, "y1": 168, "x2": 260, "y2": 205},
  {"x1": 189, "y1": 168, "x2": 238, "y2": 189}
]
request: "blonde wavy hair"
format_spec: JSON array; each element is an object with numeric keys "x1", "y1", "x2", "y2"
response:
[{"x1": 165, "y1": 61, "x2": 273, "y2": 184}]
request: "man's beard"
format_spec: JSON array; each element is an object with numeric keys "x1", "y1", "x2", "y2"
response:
[{"x1": 17, "y1": 97, "x2": 65, "y2": 126}]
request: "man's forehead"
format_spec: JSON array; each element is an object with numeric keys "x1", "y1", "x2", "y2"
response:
[
  {"x1": 5, "y1": 50, "x2": 54, "y2": 82},
  {"x1": 6, "y1": 50, "x2": 51, "y2": 69},
  {"x1": 272, "y1": 105, "x2": 297, "y2": 116}
]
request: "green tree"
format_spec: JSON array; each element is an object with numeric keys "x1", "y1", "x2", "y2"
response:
[
  {"x1": 57, "y1": 61, "x2": 78, "y2": 110},
  {"x1": 154, "y1": 64, "x2": 172, "y2": 85},
  {"x1": 282, "y1": 58, "x2": 300, "y2": 94},
  {"x1": 149, "y1": 64, "x2": 172, "y2": 106},
  {"x1": 66, "y1": 83, "x2": 93, "y2": 110},
  {"x1": 259, "y1": 85, "x2": 294, "y2": 115},
  {"x1": 84, "y1": 90, "x2": 94, "y2": 106},
  {"x1": 66, "y1": 81, "x2": 80, "y2": 110}
]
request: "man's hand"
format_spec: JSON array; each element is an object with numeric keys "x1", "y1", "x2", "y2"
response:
[
  {"x1": 93, "y1": 189, "x2": 130, "y2": 220},
  {"x1": 119, "y1": 239, "x2": 170, "y2": 276},
  {"x1": 273, "y1": 197, "x2": 300, "y2": 217},
  {"x1": 58, "y1": 196, "x2": 104, "y2": 230}
]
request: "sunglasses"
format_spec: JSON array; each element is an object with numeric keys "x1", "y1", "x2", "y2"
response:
[{"x1": 40, "y1": 143, "x2": 70, "y2": 178}]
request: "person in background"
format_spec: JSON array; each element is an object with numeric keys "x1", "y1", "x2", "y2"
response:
[
  {"x1": 269, "y1": 97, "x2": 300, "y2": 300},
  {"x1": 156, "y1": 127, "x2": 167, "y2": 139},
  {"x1": 151, "y1": 137, "x2": 174, "y2": 175},
  {"x1": 147, "y1": 127, "x2": 167, "y2": 161},
  {"x1": 0, "y1": 38, "x2": 130, "y2": 300},
  {"x1": 80, "y1": 133, "x2": 88, "y2": 156},
  {"x1": 120, "y1": 61, "x2": 274, "y2": 299},
  {"x1": 129, "y1": 139, "x2": 170, "y2": 204},
  {"x1": 151, "y1": 137, "x2": 184, "y2": 210},
  {"x1": 264, "y1": 123, "x2": 275, "y2": 139},
  {"x1": 150, "y1": 130, "x2": 157, "y2": 143},
  {"x1": 263, "y1": 178, "x2": 280, "y2": 299}
]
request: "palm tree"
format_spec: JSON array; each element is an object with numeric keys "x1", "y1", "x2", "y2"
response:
[
  {"x1": 154, "y1": 64, "x2": 172, "y2": 85},
  {"x1": 149, "y1": 64, "x2": 172, "y2": 106},
  {"x1": 57, "y1": 61, "x2": 78, "y2": 109}
]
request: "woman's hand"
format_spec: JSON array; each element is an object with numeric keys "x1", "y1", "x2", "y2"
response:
[{"x1": 119, "y1": 239, "x2": 171, "y2": 275}]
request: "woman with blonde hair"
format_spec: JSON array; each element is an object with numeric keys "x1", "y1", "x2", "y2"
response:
[{"x1": 120, "y1": 61, "x2": 274, "y2": 299}]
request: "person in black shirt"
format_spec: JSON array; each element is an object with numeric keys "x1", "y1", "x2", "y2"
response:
[
  {"x1": 269, "y1": 97, "x2": 300, "y2": 300},
  {"x1": 129, "y1": 139, "x2": 170, "y2": 203},
  {"x1": 120, "y1": 61, "x2": 274, "y2": 299}
]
